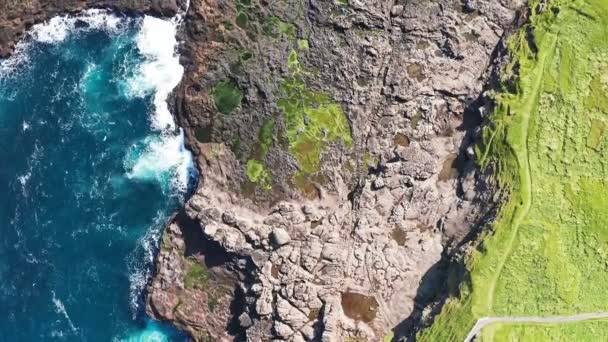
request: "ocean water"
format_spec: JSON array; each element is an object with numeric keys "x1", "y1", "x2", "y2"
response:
[{"x1": 0, "y1": 10, "x2": 194, "y2": 341}]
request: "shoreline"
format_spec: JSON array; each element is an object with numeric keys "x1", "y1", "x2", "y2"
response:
[{"x1": 0, "y1": 2, "x2": 199, "y2": 339}]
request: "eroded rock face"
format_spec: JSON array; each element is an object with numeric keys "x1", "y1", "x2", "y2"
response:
[{"x1": 152, "y1": 0, "x2": 524, "y2": 341}]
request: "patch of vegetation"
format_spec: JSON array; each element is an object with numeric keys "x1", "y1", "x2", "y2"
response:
[
  {"x1": 211, "y1": 80, "x2": 242, "y2": 115},
  {"x1": 246, "y1": 159, "x2": 271, "y2": 190},
  {"x1": 235, "y1": 12, "x2": 249, "y2": 29},
  {"x1": 207, "y1": 293, "x2": 218, "y2": 312},
  {"x1": 184, "y1": 260, "x2": 209, "y2": 289},
  {"x1": 259, "y1": 118, "x2": 275, "y2": 155},
  {"x1": 240, "y1": 51, "x2": 253, "y2": 61},
  {"x1": 419, "y1": 0, "x2": 608, "y2": 340},
  {"x1": 231, "y1": 136, "x2": 242, "y2": 159},
  {"x1": 244, "y1": 119, "x2": 275, "y2": 191},
  {"x1": 223, "y1": 20, "x2": 234, "y2": 31},
  {"x1": 262, "y1": 16, "x2": 296, "y2": 39},
  {"x1": 298, "y1": 39, "x2": 309, "y2": 50},
  {"x1": 277, "y1": 50, "x2": 352, "y2": 181}
]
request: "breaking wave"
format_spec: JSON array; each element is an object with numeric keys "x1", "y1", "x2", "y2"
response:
[
  {"x1": 123, "y1": 16, "x2": 184, "y2": 131},
  {"x1": 0, "y1": 8, "x2": 192, "y2": 341}
]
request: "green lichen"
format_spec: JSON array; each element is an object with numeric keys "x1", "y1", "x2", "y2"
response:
[
  {"x1": 262, "y1": 16, "x2": 296, "y2": 39},
  {"x1": 211, "y1": 80, "x2": 242, "y2": 115},
  {"x1": 184, "y1": 260, "x2": 209, "y2": 289},
  {"x1": 246, "y1": 159, "x2": 271, "y2": 190},
  {"x1": 277, "y1": 50, "x2": 352, "y2": 180},
  {"x1": 298, "y1": 39, "x2": 309, "y2": 50}
]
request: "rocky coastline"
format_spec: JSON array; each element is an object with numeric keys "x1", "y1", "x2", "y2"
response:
[{"x1": 0, "y1": 1, "x2": 525, "y2": 341}]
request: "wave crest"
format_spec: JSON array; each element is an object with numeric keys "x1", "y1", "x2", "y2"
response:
[
  {"x1": 124, "y1": 16, "x2": 184, "y2": 131},
  {"x1": 31, "y1": 9, "x2": 123, "y2": 43}
]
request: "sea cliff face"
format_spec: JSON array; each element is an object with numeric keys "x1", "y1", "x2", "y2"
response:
[
  {"x1": 0, "y1": 0, "x2": 524, "y2": 341},
  {"x1": 149, "y1": 0, "x2": 524, "y2": 341}
]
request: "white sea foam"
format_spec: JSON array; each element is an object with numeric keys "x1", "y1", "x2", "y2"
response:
[
  {"x1": 127, "y1": 211, "x2": 165, "y2": 316},
  {"x1": 51, "y1": 291, "x2": 78, "y2": 333},
  {"x1": 125, "y1": 16, "x2": 184, "y2": 131},
  {"x1": 1, "y1": 9, "x2": 123, "y2": 79},
  {"x1": 31, "y1": 9, "x2": 122, "y2": 44},
  {"x1": 125, "y1": 129, "x2": 193, "y2": 193}
]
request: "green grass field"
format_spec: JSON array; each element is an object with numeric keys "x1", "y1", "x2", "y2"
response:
[
  {"x1": 480, "y1": 320, "x2": 608, "y2": 342},
  {"x1": 418, "y1": 0, "x2": 608, "y2": 340}
]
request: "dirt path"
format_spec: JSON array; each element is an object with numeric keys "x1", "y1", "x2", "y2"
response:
[
  {"x1": 464, "y1": 312, "x2": 608, "y2": 342},
  {"x1": 484, "y1": 33, "x2": 557, "y2": 312}
]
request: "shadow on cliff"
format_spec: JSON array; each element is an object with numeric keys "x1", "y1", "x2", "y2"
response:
[
  {"x1": 391, "y1": 6, "x2": 529, "y2": 340},
  {"x1": 173, "y1": 210, "x2": 247, "y2": 340},
  {"x1": 175, "y1": 209, "x2": 230, "y2": 267}
]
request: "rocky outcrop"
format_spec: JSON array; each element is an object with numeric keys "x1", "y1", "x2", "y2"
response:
[
  {"x1": 0, "y1": 0, "x2": 525, "y2": 341},
  {"x1": 154, "y1": 0, "x2": 524, "y2": 341}
]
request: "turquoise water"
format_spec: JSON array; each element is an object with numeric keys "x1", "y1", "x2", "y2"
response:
[{"x1": 0, "y1": 11, "x2": 193, "y2": 341}]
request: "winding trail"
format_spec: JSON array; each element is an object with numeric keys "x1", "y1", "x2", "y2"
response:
[
  {"x1": 484, "y1": 32, "x2": 557, "y2": 314},
  {"x1": 464, "y1": 312, "x2": 608, "y2": 342},
  {"x1": 465, "y1": 34, "x2": 561, "y2": 342}
]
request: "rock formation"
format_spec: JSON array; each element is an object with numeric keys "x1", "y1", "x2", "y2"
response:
[{"x1": 149, "y1": 0, "x2": 524, "y2": 341}]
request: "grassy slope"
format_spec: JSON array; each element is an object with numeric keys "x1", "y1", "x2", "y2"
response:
[
  {"x1": 418, "y1": 0, "x2": 608, "y2": 340},
  {"x1": 481, "y1": 319, "x2": 608, "y2": 341}
]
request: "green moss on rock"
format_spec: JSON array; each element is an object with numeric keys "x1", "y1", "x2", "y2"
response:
[
  {"x1": 184, "y1": 260, "x2": 209, "y2": 289},
  {"x1": 236, "y1": 12, "x2": 249, "y2": 29},
  {"x1": 211, "y1": 80, "x2": 242, "y2": 115},
  {"x1": 246, "y1": 159, "x2": 271, "y2": 190},
  {"x1": 259, "y1": 118, "x2": 275, "y2": 155},
  {"x1": 278, "y1": 51, "x2": 352, "y2": 181}
]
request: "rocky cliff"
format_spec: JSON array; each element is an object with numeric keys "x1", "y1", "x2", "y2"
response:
[
  {"x1": 0, "y1": 0, "x2": 524, "y2": 341},
  {"x1": 147, "y1": 0, "x2": 523, "y2": 341}
]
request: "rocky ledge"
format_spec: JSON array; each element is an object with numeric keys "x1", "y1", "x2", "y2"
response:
[{"x1": 1, "y1": 0, "x2": 525, "y2": 341}]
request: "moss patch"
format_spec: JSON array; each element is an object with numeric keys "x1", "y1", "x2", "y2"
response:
[
  {"x1": 278, "y1": 50, "x2": 352, "y2": 182},
  {"x1": 235, "y1": 12, "x2": 249, "y2": 29},
  {"x1": 184, "y1": 260, "x2": 209, "y2": 289},
  {"x1": 263, "y1": 16, "x2": 296, "y2": 39},
  {"x1": 212, "y1": 80, "x2": 242, "y2": 115},
  {"x1": 246, "y1": 159, "x2": 271, "y2": 190}
]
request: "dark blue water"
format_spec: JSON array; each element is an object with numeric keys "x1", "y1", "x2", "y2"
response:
[{"x1": 0, "y1": 11, "x2": 193, "y2": 341}]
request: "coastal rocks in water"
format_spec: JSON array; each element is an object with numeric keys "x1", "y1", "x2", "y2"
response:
[
  {"x1": 0, "y1": 0, "x2": 183, "y2": 58},
  {"x1": 146, "y1": 216, "x2": 237, "y2": 341}
]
